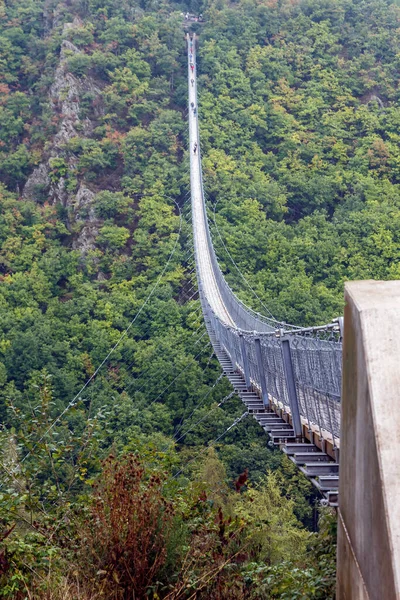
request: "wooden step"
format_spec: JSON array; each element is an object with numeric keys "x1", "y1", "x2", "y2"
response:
[
  {"x1": 327, "y1": 490, "x2": 338, "y2": 506},
  {"x1": 255, "y1": 416, "x2": 283, "y2": 424},
  {"x1": 243, "y1": 399, "x2": 265, "y2": 405},
  {"x1": 301, "y1": 462, "x2": 339, "y2": 476},
  {"x1": 264, "y1": 422, "x2": 293, "y2": 432},
  {"x1": 283, "y1": 443, "x2": 320, "y2": 455},
  {"x1": 272, "y1": 438, "x2": 297, "y2": 446},
  {"x1": 314, "y1": 475, "x2": 339, "y2": 491},
  {"x1": 270, "y1": 429, "x2": 295, "y2": 438},
  {"x1": 242, "y1": 401, "x2": 264, "y2": 407},
  {"x1": 292, "y1": 452, "x2": 330, "y2": 465}
]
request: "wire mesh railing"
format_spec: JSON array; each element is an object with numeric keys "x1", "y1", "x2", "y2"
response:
[
  {"x1": 203, "y1": 299, "x2": 342, "y2": 442},
  {"x1": 188, "y1": 33, "x2": 343, "y2": 445}
]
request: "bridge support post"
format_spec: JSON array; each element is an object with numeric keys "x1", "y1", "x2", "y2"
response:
[
  {"x1": 239, "y1": 334, "x2": 251, "y2": 390},
  {"x1": 280, "y1": 337, "x2": 302, "y2": 439},
  {"x1": 254, "y1": 337, "x2": 269, "y2": 409},
  {"x1": 337, "y1": 281, "x2": 400, "y2": 600}
]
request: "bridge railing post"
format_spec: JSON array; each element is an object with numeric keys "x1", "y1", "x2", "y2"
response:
[
  {"x1": 280, "y1": 334, "x2": 302, "y2": 439},
  {"x1": 239, "y1": 333, "x2": 251, "y2": 390},
  {"x1": 254, "y1": 337, "x2": 270, "y2": 409}
]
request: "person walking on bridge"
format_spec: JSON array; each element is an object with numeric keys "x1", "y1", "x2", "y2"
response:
[
  {"x1": 190, "y1": 64, "x2": 194, "y2": 73},
  {"x1": 193, "y1": 142, "x2": 198, "y2": 154},
  {"x1": 191, "y1": 78, "x2": 194, "y2": 87}
]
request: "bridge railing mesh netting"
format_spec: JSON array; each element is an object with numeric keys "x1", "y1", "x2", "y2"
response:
[
  {"x1": 204, "y1": 299, "x2": 342, "y2": 442},
  {"x1": 189, "y1": 34, "x2": 342, "y2": 445}
]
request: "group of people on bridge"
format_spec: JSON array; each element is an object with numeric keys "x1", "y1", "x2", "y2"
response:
[
  {"x1": 189, "y1": 36, "x2": 198, "y2": 155},
  {"x1": 184, "y1": 12, "x2": 203, "y2": 22}
]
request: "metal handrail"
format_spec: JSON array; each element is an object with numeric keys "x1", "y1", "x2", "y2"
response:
[{"x1": 187, "y1": 33, "x2": 342, "y2": 443}]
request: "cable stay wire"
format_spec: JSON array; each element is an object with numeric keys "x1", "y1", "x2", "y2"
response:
[
  {"x1": 121, "y1": 274, "x2": 200, "y2": 374},
  {"x1": 105, "y1": 195, "x2": 198, "y2": 378},
  {"x1": 127, "y1": 328, "x2": 209, "y2": 395},
  {"x1": 207, "y1": 198, "x2": 277, "y2": 321},
  {"x1": 120, "y1": 300, "x2": 203, "y2": 383},
  {"x1": 101, "y1": 244, "x2": 198, "y2": 386},
  {"x1": 129, "y1": 329, "x2": 209, "y2": 397},
  {"x1": 173, "y1": 386, "x2": 234, "y2": 446},
  {"x1": 180, "y1": 283, "x2": 197, "y2": 299},
  {"x1": 173, "y1": 392, "x2": 236, "y2": 446},
  {"x1": 182, "y1": 288, "x2": 199, "y2": 304},
  {"x1": 122, "y1": 295, "x2": 204, "y2": 383},
  {"x1": 20, "y1": 198, "x2": 185, "y2": 465},
  {"x1": 172, "y1": 371, "x2": 225, "y2": 440},
  {"x1": 172, "y1": 411, "x2": 249, "y2": 479},
  {"x1": 145, "y1": 341, "x2": 213, "y2": 410},
  {"x1": 116, "y1": 206, "x2": 198, "y2": 378},
  {"x1": 190, "y1": 305, "x2": 204, "y2": 319},
  {"x1": 190, "y1": 321, "x2": 206, "y2": 337}
]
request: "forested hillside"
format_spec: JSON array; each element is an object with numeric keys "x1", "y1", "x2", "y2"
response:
[
  {"x1": 199, "y1": 0, "x2": 400, "y2": 324},
  {"x1": 0, "y1": 0, "x2": 399, "y2": 596}
]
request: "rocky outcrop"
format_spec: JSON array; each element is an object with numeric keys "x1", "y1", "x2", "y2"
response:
[
  {"x1": 360, "y1": 89, "x2": 385, "y2": 109},
  {"x1": 73, "y1": 184, "x2": 96, "y2": 220},
  {"x1": 22, "y1": 164, "x2": 51, "y2": 201},
  {"x1": 49, "y1": 35, "x2": 101, "y2": 147},
  {"x1": 72, "y1": 185, "x2": 99, "y2": 253},
  {"x1": 50, "y1": 41, "x2": 82, "y2": 147},
  {"x1": 23, "y1": 16, "x2": 103, "y2": 254}
]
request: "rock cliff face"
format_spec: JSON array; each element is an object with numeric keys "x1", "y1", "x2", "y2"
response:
[
  {"x1": 72, "y1": 184, "x2": 98, "y2": 253},
  {"x1": 23, "y1": 16, "x2": 103, "y2": 253}
]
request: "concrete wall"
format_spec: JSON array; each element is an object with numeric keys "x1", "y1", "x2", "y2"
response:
[{"x1": 337, "y1": 280, "x2": 400, "y2": 600}]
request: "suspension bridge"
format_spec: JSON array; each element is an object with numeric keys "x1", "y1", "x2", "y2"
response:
[
  {"x1": 187, "y1": 33, "x2": 400, "y2": 599},
  {"x1": 188, "y1": 33, "x2": 342, "y2": 506}
]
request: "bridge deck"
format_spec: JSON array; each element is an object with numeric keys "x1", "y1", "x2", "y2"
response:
[
  {"x1": 187, "y1": 33, "x2": 340, "y2": 505},
  {"x1": 188, "y1": 35, "x2": 235, "y2": 328}
]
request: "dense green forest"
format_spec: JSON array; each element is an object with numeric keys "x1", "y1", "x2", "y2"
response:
[
  {"x1": 200, "y1": 0, "x2": 400, "y2": 324},
  {"x1": 0, "y1": 0, "x2": 399, "y2": 596}
]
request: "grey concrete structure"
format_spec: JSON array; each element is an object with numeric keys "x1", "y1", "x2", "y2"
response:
[{"x1": 337, "y1": 280, "x2": 400, "y2": 599}]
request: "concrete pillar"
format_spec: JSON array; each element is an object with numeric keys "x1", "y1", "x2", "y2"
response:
[{"x1": 337, "y1": 281, "x2": 400, "y2": 600}]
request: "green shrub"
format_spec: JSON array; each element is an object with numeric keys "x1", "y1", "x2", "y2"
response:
[{"x1": 98, "y1": 224, "x2": 130, "y2": 249}]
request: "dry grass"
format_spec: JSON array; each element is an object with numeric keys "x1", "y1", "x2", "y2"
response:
[{"x1": 23, "y1": 575, "x2": 100, "y2": 600}]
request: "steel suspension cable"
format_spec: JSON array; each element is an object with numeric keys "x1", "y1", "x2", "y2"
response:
[
  {"x1": 146, "y1": 341, "x2": 213, "y2": 409},
  {"x1": 20, "y1": 199, "x2": 184, "y2": 465},
  {"x1": 121, "y1": 274, "x2": 199, "y2": 372},
  {"x1": 173, "y1": 390, "x2": 236, "y2": 446},
  {"x1": 209, "y1": 200, "x2": 277, "y2": 320},
  {"x1": 172, "y1": 371, "x2": 225, "y2": 440},
  {"x1": 128, "y1": 328, "x2": 209, "y2": 395},
  {"x1": 172, "y1": 411, "x2": 249, "y2": 479}
]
